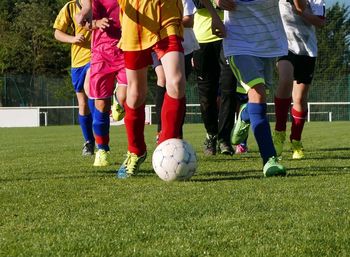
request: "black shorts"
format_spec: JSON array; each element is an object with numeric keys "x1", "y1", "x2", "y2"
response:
[{"x1": 278, "y1": 51, "x2": 316, "y2": 84}]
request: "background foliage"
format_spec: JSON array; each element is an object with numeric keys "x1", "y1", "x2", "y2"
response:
[{"x1": 0, "y1": 1, "x2": 349, "y2": 110}]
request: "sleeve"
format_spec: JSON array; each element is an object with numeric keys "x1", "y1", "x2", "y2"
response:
[
  {"x1": 309, "y1": 0, "x2": 325, "y2": 17},
  {"x1": 182, "y1": 0, "x2": 197, "y2": 17},
  {"x1": 53, "y1": 3, "x2": 71, "y2": 32}
]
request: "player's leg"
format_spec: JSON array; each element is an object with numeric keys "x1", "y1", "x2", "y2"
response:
[
  {"x1": 274, "y1": 55, "x2": 294, "y2": 157},
  {"x1": 156, "y1": 36, "x2": 186, "y2": 144},
  {"x1": 72, "y1": 64, "x2": 95, "y2": 156},
  {"x1": 111, "y1": 50, "x2": 128, "y2": 122},
  {"x1": 217, "y1": 46, "x2": 236, "y2": 156},
  {"x1": 193, "y1": 41, "x2": 221, "y2": 155},
  {"x1": 234, "y1": 93, "x2": 249, "y2": 154},
  {"x1": 290, "y1": 55, "x2": 315, "y2": 159},
  {"x1": 111, "y1": 84, "x2": 126, "y2": 121},
  {"x1": 117, "y1": 50, "x2": 150, "y2": 178},
  {"x1": 90, "y1": 60, "x2": 118, "y2": 167},
  {"x1": 229, "y1": 55, "x2": 285, "y2": 176},
  {"x1": 152, "y1": 53, "x2": 166, "y2": 138}
]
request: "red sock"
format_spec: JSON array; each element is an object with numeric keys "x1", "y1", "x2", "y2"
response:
[
  {"x1": 158, "y1": 93, "x2": 185, "y2": 144},
  {"x1": 290, "y1": 107, "x2": 307, "y2": 141},
  {"x1": 274, "y1": 96, "x2": 292, "y2": 132},
  {"x1": 124, "y1": 103, "x2": 146, "y2": 156}
]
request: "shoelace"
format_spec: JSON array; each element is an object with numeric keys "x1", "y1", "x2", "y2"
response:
[{"x1": 124, "y1": 153, "x2": 137, "y2": 172}]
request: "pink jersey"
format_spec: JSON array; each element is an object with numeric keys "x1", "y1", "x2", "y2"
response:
[{"x1": 90, "y1": 0, "x2": 127, "y2": 99}]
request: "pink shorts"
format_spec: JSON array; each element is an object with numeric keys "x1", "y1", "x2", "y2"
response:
[{"x1": 90, "y1": 46, "x2": 127, "y2": 99}]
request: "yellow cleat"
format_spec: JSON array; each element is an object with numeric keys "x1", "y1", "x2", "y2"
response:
[
  {"x1": 93, "y1": 149, "x2": 112, "y2": 167},
  {"x1": 117, "y1": 151, "x2": 147, "y2": 179},
  {"x1": 291, "y1": 140, "x2": 305, "y2": 159},
  {"x1": 273, "y1": 130, "x2": 286, "y2": 157},
  {"x1": 111, "y1": 94, "x2": 125, "y2": 121}
]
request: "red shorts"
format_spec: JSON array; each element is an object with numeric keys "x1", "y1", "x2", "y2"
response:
[{"x1": 124, "y1": 35, "x2": 184, "y2": 70}]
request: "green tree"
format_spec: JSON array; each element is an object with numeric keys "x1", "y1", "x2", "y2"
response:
[{"x1": 306, "y1": 4, "x2": 350, "y2": 103}]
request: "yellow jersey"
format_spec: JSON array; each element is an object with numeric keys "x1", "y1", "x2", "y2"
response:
[
  {"x1": 117, "y1": 0, "x2": 184, "y2": 51},
  {"x1": 53, "y1": 0, "x2": 91, "y2": 67}
]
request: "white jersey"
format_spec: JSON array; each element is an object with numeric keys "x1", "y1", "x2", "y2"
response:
[
  {"x1": 223, "y1": 0, "x2": 287, "y2": 58},
  {"x1": 182, "y1": 0, "x2": 200, "y2": 55},
  {"x1": 279, "y1": 0, "x2": 325, "y2": 57}
]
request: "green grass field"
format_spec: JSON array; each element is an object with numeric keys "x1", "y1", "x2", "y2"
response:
[{"x1": 1, "y1": 122, "x2": 350, "y2": 257}]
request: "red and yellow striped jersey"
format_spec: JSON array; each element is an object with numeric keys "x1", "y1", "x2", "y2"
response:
[{"x1": 117, "y1": 0, "x2": 184, "y2": 51}]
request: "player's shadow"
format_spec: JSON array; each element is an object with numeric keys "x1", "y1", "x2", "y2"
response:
[
  {"x1": 285, "y1": 165, "x2": 350, "y2": 177},
  {"x1": 192, "y1": 169, "x2": 264, "y2": 182}
]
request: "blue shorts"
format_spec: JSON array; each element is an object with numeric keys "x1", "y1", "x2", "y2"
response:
[
  {"x1": 228, "y1": 55, "x2": 274, "y2": 94},
  {"x1": 71, "y1": 63, "x2": 90, "y2": 92}
]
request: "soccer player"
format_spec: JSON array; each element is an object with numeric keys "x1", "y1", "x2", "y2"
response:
[
  {"x1": 115, "y1": 0, "x2": 224, "y2": 178},
  {"x1": 273, "y1": 0, "x2": 326, "y2": 159},
  {"x1": 192, "y1": 0, "x2": 237, "y2": 156},
  {"x1": 153, "y1": 0, "x2": 200, "y2": 143},
  {"x1": 87, "y1": 0, "x2": 127, "y2": 167},
  {"x1": 217, "y1": 0, "x2": 306, "y2": 176},
  {"x1": 54, "y1": 0, "x2": 95, "y2": 156}
]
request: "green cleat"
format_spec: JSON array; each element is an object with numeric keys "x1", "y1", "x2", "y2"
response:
[
  {"x1": 93, "y1": 149, "x2": 112, "y2": 167},
  {"x1": 117, "y1": 151, "x2": 147, "y2": 179},
  {"x1": 273, "y1": 130, "x2": 286, "y2": 157},
  {"x1": 291, "y1": 140, "x2": 305, "y2": 159},
  {"x1": 263, "y1": 156, "x2": 286, "y2": 177},
  {"x1": 231, "y1": 103, "x2": 250, "y2": 145},
  {"x1": 111, "y1": 93, "x2": 125, "y2": 121}
]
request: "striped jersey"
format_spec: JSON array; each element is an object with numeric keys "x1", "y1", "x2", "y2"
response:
[
  {"x1": 117, "y1": 0, "x2": 184, "y2": 51},
  {"x1": 53, "y1": 0, "x2": 91, "y2": 68},
  {"x1": 279, "y1": 0, "x2": 326, "y2": 57},
  {"x1": 223, "y1": 0, "x2": 287, "y2": 58}
]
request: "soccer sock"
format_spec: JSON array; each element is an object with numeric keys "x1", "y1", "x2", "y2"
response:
[
  {"x1": 248, "y1": 103, "x2": 276, "y2": 164},
  {"x1": 93, "y1": 109, "x2": 110, "y2": 151},
  {"x1": 78, "y1": 113, "x2": 94, "y2": 144},
  {"x1": 274, "y1": 96, "x2": 292, "y2": 131},
  {"x1": 155, "y1": 85, "x2": 166, "y2": 133},
  {"x1": 124, "y1": 103, "x2": 146, "y2": 156},
  {"x1": 88, "y1": 98, "x2": 95, "y2": 117},
  {"x1": 290, "y1": 107, "x2": 307, "y2": 141},
  {"x1": 158, "y1": 93, "x2": 185, "y2": 144},
  {"x1": 240, "y1": 105, "x2": 250, "y2": 122}
]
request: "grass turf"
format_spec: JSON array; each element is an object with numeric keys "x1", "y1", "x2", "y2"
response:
[{"x1": 0, "y1": 122, "x2": 350, "y2": 256}]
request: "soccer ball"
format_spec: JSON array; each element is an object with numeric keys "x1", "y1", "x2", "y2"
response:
[{"x1": 152, "y1": 138, "x2": 197, "y2": 182}]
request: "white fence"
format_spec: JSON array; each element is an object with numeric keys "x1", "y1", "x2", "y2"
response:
[{"x1": 0, "y1": 102, "x2": 349, "y2": 127}]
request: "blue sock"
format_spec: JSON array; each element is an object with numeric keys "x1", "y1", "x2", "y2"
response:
[
  {"x1": 78, "y1": 114, "x2": 94, "y2": 144},
  {"x1": 241, "y1": 105, "x2": 250, "y2": 122},
  {"x1": 93, "y1": 109, "x2": 110, "y2": 151},
  {"x1": 88, "y1": 98, "x2": 95, "y2": 117},
  {"x1": 248, "y1": 103, "x2": 276, "y2": 164}
]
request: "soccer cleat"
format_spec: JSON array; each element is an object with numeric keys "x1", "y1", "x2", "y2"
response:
[
  {"x1": 263, "y1": 156, "x2": 287, "y2": 177},
  {"x1": 93, "y1": 149, "x2": 112, "y2": 167},
  {"x1": 117, "y1": 151, "x2": 147, "y2": 179},
  {"x1": 291, "y1": 140, "x2": 305, "y2": 159},
  {"x1": 111, "y1": 93, "x2": 125, "y2": 121},
  {"x1": 82, "y1": 141, "x2": 94, "y2": 156},
  {"x1": 218, "y1": 141, "x2": 234, "y2": 156},
  {"x1": 235, "y1": 143, "x2": 248, "y2": 154},
  {"x1": 273, "y1": 130, "x2": 286, "y2": 157},
  {"x1": 204, "y1": 134, "x2": 217, "y2": 155},
  {"x1": 231, "y1": 103, "x2": 250, "y2": 145}
]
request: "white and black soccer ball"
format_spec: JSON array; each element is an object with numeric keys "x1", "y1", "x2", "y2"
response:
[{"x1": 152, "y1": 138, "x2": 197, "y2": 182}]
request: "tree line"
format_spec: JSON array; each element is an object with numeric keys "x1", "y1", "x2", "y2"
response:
[{"x1": 0, "y1": 0, "x2": 349, "y2": 106}]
